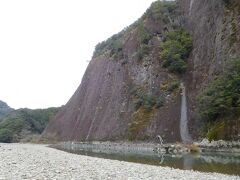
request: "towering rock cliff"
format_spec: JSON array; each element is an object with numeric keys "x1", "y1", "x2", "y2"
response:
[
  {"x1": 43, "y1": 0, "x2": 240, "y2": 142},
  {"x1": 179, "y1": 0, "x2": 240, "y2": 139}
]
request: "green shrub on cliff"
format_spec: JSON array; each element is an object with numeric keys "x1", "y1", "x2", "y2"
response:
[
  {"x1": 223, "y1": 0, "x2": 231, "y2": 5},
  {"x1": 156, "y1": 96, "x2": 165, "y2": 108},
  {"x1": 136, "y1": 44, "x2": 151, "y2": 60},
  {"x1": 93, "y1": 33, "x2": 124, "y2": 59},
  {"x1": 135, "y1": 20, "x2": 152, "y2": 60},
  {"x1": 133, "y1": 90, "x2": 165, "y2": 111},
  {"x1": 161, "y1": 30, "x2": 192, "y2": 74},
  {"x1": 197, "y1": 58, "x2": 240, "y2": 140},
  {"x1": 137, "y1": 21, "x2": 152, "y2": 45},
  {"x1": 198, "y1": 58, "x2": 240, "y2": 122},
  {"x1": 146, "y1": 0, "x2": 177, "y2": 22}
]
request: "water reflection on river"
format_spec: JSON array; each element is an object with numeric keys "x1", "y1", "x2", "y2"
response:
[{"x1": 54, "y1": 146, "x2": 240, "y2": 176}]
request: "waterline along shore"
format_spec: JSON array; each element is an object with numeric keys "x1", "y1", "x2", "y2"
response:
[{"x1": 0, "y1": 143, "x2": 239, "y2": 180}]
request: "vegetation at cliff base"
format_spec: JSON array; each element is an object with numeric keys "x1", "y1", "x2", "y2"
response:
[
  {"x1": 128, "y1": 107, "x2": 154, "y2": 140},
  {"x1": 198, "y1": 58, "x2": 240, "y2": 121},
  {"x1": 0, "y1": 107, "x2": 59, "y2": 143},
  {"x1": 198, "y1": 58, "x2": 240, "y2": 140},
  {"x1": 206, "y1": 121, "x2": 226, "y2": 141},
  {"x1": 161, "y1": 30, "x2": 192, "y2": 74},
  {"x1": 128, "y1": 86, "x2": 166, "y2": 140}
]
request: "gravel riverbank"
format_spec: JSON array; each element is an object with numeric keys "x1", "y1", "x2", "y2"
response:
[{"x1": 0, "y1": 143, "x2": 239, "y2": 180}]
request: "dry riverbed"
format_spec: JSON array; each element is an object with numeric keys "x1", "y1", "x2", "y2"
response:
[{"x1": 0, "y1": 143, "x2": 239, "y2": 180}]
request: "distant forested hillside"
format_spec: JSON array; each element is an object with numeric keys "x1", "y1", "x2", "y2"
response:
[
  {"x1": 0, "y1": 100, "x2": 13, "y2": 119},
  {"x1": 0, "y1": 107, "x2": 59, "y2": 143}
]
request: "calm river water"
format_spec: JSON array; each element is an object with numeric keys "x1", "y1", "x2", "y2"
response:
[{"x1": 55, "y1": 147, "x2": 240, "y2": 176}]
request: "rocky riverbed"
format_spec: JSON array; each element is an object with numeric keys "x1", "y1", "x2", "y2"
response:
[{"x1": 0, "y1": 143, "x2": 239, "y2": 180}]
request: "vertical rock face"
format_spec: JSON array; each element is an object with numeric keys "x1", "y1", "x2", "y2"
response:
[
  {"x1": 178, "y1": 0, "x2": 240, "y2": 138},
  {"x1": 43, "y1": 0, "x2": 240, "y2": 142},
  {"x1": 43, "y1": 1, "x2": 182, "y2": 142},
  {"x1": 43, "y1": 35, "x2": 182, "y2": 142}
]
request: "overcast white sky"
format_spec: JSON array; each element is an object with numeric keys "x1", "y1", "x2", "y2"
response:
[{"x1": 0, "y1": 0, "x2": 156, "y2": 109}]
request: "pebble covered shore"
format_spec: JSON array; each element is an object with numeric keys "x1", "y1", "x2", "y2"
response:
[{"x1": 0, "y1": 143, "x2": 239, "y2": 180}]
